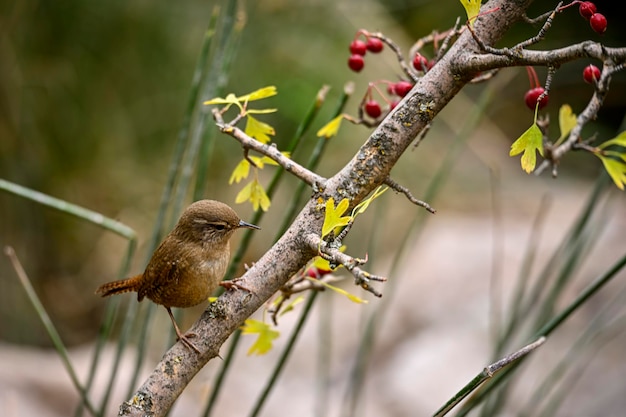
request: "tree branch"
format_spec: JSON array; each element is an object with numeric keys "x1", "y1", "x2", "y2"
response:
[
  {"x1": 212, "y1": 108, "x2": 327, "y2": 189},
  {"x1": 120, "y1": 1, "x2": 556, "y2": 415}
]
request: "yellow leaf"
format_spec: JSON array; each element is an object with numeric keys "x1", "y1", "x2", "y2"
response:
[
  {"x1": 238, "y1": 179, "x2": 271, "y2": 211},
  {"x1": 351, "y1": 186, "x2": 388, "y2": 218},
  {"x1": 510, "y1": 123, "x2": 543, "y2": 174},
  {"x1": 557, "y1": 104, "x2": 577, "y2": 144},
  {"x1": 258, "y1": 152, "x2": 290, "y2": 166},
  {"x1": 459, "y1": 0, "x2": 482, "y2": 27},
  {"x1": 229, "y1": 159, "x2": 251, "y2": 184},
  {"x1": 248, "y1": 156, "x2": 265, "y2": 169},
  {"x1": 279, "y1": 296, "x2": 305, "y2": 316},
  {"x1": 594, "y1": 151, "x2": 626, "y2": 191},
  {"x1": 247, "y1": 108, "x2": 278, "y2": 114},
  {"x1": 310, "y1": 246, "x2": 346, "y2": 272},
  {"x1": 598, "y1": 131, "x2": 626, "y2": 149},
  {"x1": 317, "y1": 114, "x2": 345, "y2": 139},
  {"x1": 238, "y1": 86, "x2": 278, "y2": 102},
  {"x1": 306, "y1": 277, "x2": 368, "y2": 304},
  {"x1": 322, "y1": 198, "x2": 351, "y2": 238},
  {"x1": 245, "y1": 115, "x2": 275, "y2": 144},
  {"x1": 240, "y1": 319, "x2": 280, "y2": 355},
  {"x1": 203, "y1": 93, "x2": 242, "y2": 111},
  {"x1": 235, "y1": 180, "x2": 253, "y2": 204}
]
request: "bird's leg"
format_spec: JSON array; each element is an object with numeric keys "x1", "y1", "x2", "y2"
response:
[{"x1": 165, "y1": 306, "x2": 200, "y2": 354}]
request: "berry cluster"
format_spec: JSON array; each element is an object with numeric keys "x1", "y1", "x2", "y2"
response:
[
  {"x1": 348, "y1": 32, "x2": 385, "y2": 73},
  {"x1": 578, "y1": 1, "x2": 607, "y2": 34},
  {"x1": 361, "y1": 80, "x2": 415, "y2": 120}
]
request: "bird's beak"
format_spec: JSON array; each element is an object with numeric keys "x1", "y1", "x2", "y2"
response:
[{"x1": 238, "y1": 220, "x2": 260, "y2": 230}]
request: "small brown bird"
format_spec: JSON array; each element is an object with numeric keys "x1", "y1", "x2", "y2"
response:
[{"x1": 95, "y1": 199, "x2": 259, "y2": 353}]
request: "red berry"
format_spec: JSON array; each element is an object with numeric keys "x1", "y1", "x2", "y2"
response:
[
  {"x1": 366, "y1": 37, "x2": 384, "y2": 53},
  {"x1": 364, "y1": 100, "x2": 382, "y2": 118},
  {"x1": 412, "y1": 53, "x2": 429, "y2": 72},
  {"x1": 590, "y1": 13, "x2": 607, "y2": 34},
  {"x1": 579, "y1": 2, "x2": 596, "y2": 20},
  {"x1": 350, "y1": 40, "x2": 367, "y2": 56},
  {"x1": 524, "y1": 87, "x2": 548, "y2": 110},
  {"x1": 583, "y1": 64, "x2": 601, "y2": 84},
  {"x1": 389, "y1": 100, "x2": 400, "y2": 110},
  {"x1": 393, "y1": 80, "x2": 413, "y2": 97},
  {"x1": 348, "y1": 54, "x2": 365, "y2": 72}
]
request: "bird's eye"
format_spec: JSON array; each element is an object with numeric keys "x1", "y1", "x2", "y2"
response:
[{"x1": 212, "y1": 223, "x2": 226, "y2": 230}]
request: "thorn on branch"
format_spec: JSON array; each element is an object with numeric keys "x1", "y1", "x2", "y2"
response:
[{"x1": 384, "y1": 177, "x2": 436, "y2": 213}]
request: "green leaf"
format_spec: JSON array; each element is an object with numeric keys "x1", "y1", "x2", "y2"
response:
[
  {"x1": 510, "y1": 123, "x2": 543, "y2": 174},
  {"x1": 594, "y1": 153, "x2": 626, "y2": 190},
  {"x1": 245, "y1": 115, "x2": 275, "y2": 144},
  {"x1": 321, "y1": 197, "x2": 351, "y2": 238},
  {"x1": 598, "y1": 131, "x2": 626, "y2": 149},
  {"x1": 229, "y1": 159, "x2": 251, "y2": 184},
  {"x1": 459, "y1": 0, "x2": 482, "y2": 27},
  {"x1": 317, "y1": 114, "x2": 345, "y2": 139},
  {"x1": 557, "y1": 104, "x2": 577, "y2": 144},
  {"x1": 306, "y1": 277, "x2": 368, "y2": 304},
  {"x1": 240, "y1": 319, "x2": 280, "y2": 355}
]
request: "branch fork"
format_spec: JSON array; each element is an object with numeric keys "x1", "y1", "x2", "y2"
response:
[{"x1": 304, "y1": 233, "x2": 386, "y2": 297}]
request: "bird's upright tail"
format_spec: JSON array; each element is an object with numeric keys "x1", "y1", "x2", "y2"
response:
[{"x1": 95, "y1": 274, "x2": 143, "y2": 297}]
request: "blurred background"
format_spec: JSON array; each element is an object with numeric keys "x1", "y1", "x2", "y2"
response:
[{"x1": 1, "y1": 0, "x2": 626, "y2": 416}]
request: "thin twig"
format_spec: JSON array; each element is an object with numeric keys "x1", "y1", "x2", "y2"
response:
[
  {"x1": 432, "y1": 337, "x2": 546, "y2": 417},
  {"x1": 212, "y1": 109, "x2": 327, "y2": 188},
  {"x1": 304, "y1": 234, "x2": 386, "y2": 297},
  {"x1": 384, "y1": 177, "x2": 436, "y2": 213}
]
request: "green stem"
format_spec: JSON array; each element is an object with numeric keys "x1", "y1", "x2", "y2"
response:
[
  {"x1": 0, "y1": 179, "x2": 136, "y2": 241},
  {"x1": 248, "y1": 292, "x2": 319, "y2": 417},
  {"x1": 5, "y1": 246, "x2": 99, "y2": 417}
]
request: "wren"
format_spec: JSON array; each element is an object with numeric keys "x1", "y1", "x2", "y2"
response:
[{"x1": 95, "y1": 199, "x2": 259, "y2": 353}]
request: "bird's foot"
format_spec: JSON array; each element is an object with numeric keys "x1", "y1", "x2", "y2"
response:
[
  {"x1": 219, "y1": 277, "x2": 254, "y2": 293},
  {"x1": 177, "y1": 332, "x2": 201, "y2": 354}
]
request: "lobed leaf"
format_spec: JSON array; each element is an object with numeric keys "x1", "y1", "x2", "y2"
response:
[
  {"x1": 322, "y1": 197, "x2": 351, "y2": 238},
  {"x1": 240, "y1": 319, "x2": 280, "y2": 355},
  {"x1": 598, "y1": 131, "x2": 626, "y2": 149},
  {"x1": 460, "y1": 0, "x2": 482, "y2": 27},
  {"x1": 595, "y1": 153, "x2": 626, "y2": 190},
  {"x1": 245, "y1": 115, "x2": 275, "y2": 144},
  {"x1": 317, "y1": 114, "x2": 345, "y2": 139},
  {"x1": 238, "y1": 86, "x2": 278, "y2": 102},
  {"x1": 510, "y1": 122, "x2": 543, "y2": 174},
  {"x1": 229, "y1": 159, "x2": 251, "y2": 184},
  {"x1": 235, "y1": 179, "x2": 271, "y2": 211}
]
